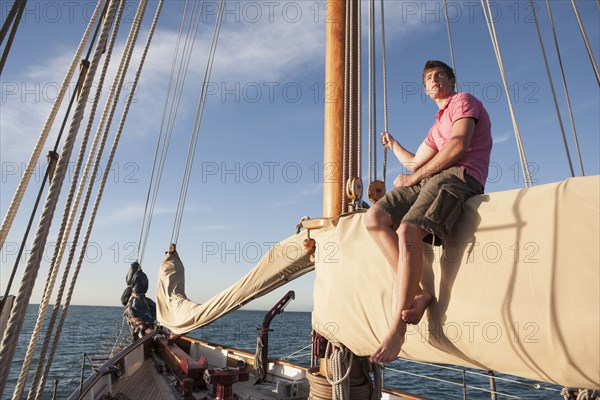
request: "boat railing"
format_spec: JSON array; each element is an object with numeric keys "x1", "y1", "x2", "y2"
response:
[{"x1": 383, "y1": 358, "x2": 564, "y2": 399}]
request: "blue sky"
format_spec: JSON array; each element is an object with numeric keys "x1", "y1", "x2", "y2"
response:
[{"x1": 1, "y1": 0, "x2": 598, "y2": 312}]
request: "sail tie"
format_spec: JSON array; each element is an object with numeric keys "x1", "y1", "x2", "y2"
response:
[{"x1": 324, "y1": 342, "x2": 353, "y2": 400}]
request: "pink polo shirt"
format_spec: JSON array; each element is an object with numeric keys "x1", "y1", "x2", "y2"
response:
[{"x1": 424, "y1": 92, "x2": 492, "y2": 188}]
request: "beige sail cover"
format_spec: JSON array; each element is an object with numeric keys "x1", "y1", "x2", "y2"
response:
[
  {"x1": 156, "y1": 233, "x2": 314, "y2": 334},
  {"x1": 313, "y1": 176, "x2": 600, "y2": 389}
]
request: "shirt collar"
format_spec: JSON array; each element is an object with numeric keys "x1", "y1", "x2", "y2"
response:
[{"x1": 436, "y1": 92, "x2": 457, "y2": 120}]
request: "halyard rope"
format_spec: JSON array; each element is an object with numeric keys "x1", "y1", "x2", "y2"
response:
[
  {"x1": 0, "y1": 0, "x2": 120, "y2": 396},
  {"x1": 0, "y1": 0, "x2": 106, "y2": 249},
  {"x1": 15, "y1": 1, "x2": 127, "y2": 398},
  {"x1": 32, "y1": 1, "x2": 156, "y2": 397}
]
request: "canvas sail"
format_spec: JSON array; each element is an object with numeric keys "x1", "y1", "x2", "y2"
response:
[
  {"x1": 156, "y1": 232, "x2": 314, "y2": 334},
  {"x1": 312, "y1": 176, "x2": 599, "y2": 389}
]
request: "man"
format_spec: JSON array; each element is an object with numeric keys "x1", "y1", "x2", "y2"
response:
[{"x1": 364, "y1": 60, "x2": 492, "y2": 364}]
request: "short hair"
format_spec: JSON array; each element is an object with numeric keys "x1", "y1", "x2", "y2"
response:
[{"x1": 422, "y1": 60, "x2": 455, "y2": 89}]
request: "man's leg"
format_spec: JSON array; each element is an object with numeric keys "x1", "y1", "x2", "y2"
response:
[
  {"x1": 369, "y1": 221, "x2": 429, "y2": 364},
  {"x1": 364, "y1": 204, "x2": 400, "y2": 273}
]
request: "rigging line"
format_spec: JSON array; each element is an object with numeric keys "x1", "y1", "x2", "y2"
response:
[
  {"x1": 0, "y1": 0, "x2": 107, "y2": 250},
  {"x1": 0, "y1": 0, "x2": 106, "y2": 318},
  {"x1": 137, "y1": 0, "x2": 198, "y2": 264},
  {"x1": 570, "y1": 0, "x2": 600, "y2": 86},
  {"x1": 0, "y1": 0, "x2": 26, "y2": 76},
  {"x1": 546, "y1": 0, "x2": 585, "y2": 176},
  {"x1": 529, "y1": 0, "x2": 575, "y2": 178},
  {"x1": 442, "y1": 0, "x2": 458, "y2": 86},
  {"x1": 379, "y1": 0, "x2": 388, "y2": 183},
  {"x1": 140, "y1": 0, "x2": 206, "y2": 260},
  {"x1": 17, "y1": 2, "x2": 128, "y2": 398},
  {"x1": 32, "y1": 1, "x2": 156, "y2": 397},
  {"x1": 480, "y1": 0, "x2": 533, "y2": 188},
  {"x1": 171, "y1": 0, "x2": 225, "y2": 243},
  {"x1": 143, "y1": 0, "x2": 204, "y2": 251},
  {"x1": 0, "y1": 0, "x2": 25, "y2": 45},
  {"x1": 342, "y1": 0, "x2": 350, "y2": 211},
  {"x1": 348, "y1": 0, "x2": 354, "y2": 188},
  {"x1": 0, "y1": 0, "x2": 120, "y2": 395},
  {"x1": 367, "y1": 0, "x2": 374, "y2": 184},
  {"x1": 357, "y1": 1, "x2": 362, "y2": 181},
  {"x1": 384, "y1": 367, "x2": 529, "y2": 400}
]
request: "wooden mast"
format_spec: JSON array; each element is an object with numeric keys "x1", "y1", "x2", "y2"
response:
[{"x1": 322, "y1": 0, "x2": 346, "y2": 218}]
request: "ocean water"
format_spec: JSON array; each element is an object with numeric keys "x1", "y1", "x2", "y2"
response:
[{"x1": 3, "y1": 305, "x2": 563, "y2": 400}]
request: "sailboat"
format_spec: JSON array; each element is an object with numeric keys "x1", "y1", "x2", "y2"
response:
[{"x1": 0, "y1": 0, "x2": 598, "y2": 399}]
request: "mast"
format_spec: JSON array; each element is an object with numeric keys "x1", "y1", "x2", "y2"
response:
[{"x1": 322, "y1": 0, "x2": 346, "y2": 218}]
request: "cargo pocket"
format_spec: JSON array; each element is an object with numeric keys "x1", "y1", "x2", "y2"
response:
[{"x1": 425, "y1": 185, "x2": 464, "y2": 239}]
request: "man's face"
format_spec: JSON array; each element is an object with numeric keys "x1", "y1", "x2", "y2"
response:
[{"x1": 423, "y1": 67, "x2": 455, "y2": 100}]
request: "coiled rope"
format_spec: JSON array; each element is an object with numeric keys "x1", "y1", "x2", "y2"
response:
[
  {"x1": 31, "y1": 2, "x2": 158, "y2": 398},
  {"x1": 324, "y1": 343, "x2": 353, "y2": 400},
  {"x1": 14, "y1": 1, "x2": 127, "y2": 398},
  {"x1": 0, "y1": 0, "x2": 120, "y2": 396}
]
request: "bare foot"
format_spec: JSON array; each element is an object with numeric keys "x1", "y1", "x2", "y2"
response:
[
  {"x1": 401, "y1": 291, "x2": 433, "y2": 324},
  {"x1": 168, "y1": 332, "x2": 182, "y2": 342},
  {"x1": 369, "y1": 324, "x2": 406, "y2": 364}
]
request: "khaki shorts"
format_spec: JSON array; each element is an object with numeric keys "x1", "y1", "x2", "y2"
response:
[{"x1": 375, "y1": 166, "x2": 483, "y2": 246}]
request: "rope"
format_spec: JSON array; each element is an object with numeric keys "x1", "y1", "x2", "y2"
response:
[
  {"x1": 324, "y1": 342, "x2": 353, "y2": 400},
  {"x1": 570, "y1": 0, "x2": 600, "y2": 86},
  {"x1": 379, "y1": 0, "x2": 388, "y2": 183},
  {"x1": 528, "y1": 0, "x2": 575, "y2": 178},
  {"x1": 0, "y1": 0, "x2": 26, "y2": 76},
  {"x1": 171, "y1": 0, "x2": 225, "y2": 243},
  {"x1": 254, "y1": 335, "x2": 265, "y2": 381},
  {"x1": 281, "y1": 343, "x2": 312, "y2": 361},
  {"x1": 356, "y1": 1, "x2": 362, "y2": 182},
  {"x1": 371, "y1": 363, "x2": 382, "y2": 400},
  {"x1": 31, "y1": 2, "x2": 154, "y2": 397},
  {"x1": 0, "y1": 0, "x2": 118, "y2": 395},
  {"x1": 15, "y1": 1, "x2": 127, "y2": 398},
  {"x1": 137, "y1": 0, "x2": 204, "y2": 264},
  {"x1": 341, "y1": 0, "x2": 350, "y2": 211},
  {"x1": 0, "y1": 0, "x2": 106, "y2": 250},
  {"x1": 367, "y1": 0, "x2": 376, "y2": 184},
  {"x1": 0, "y1": 0, "x2": 25, "y2": 45},
  {"x1": 545, "y1": 0, "x2": 585, "y2": 176},
  {"x1": 480, "y1": 0, "x2": 533, "y2": 188},
  {"x1": 442, "y1": 0, "x2": 458, "y2": 85}
]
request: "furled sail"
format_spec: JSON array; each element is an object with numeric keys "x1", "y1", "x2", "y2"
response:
[
  {"x1": 156, "y1": 233, "x2": 314, "y2": 334},
  {"x1": 312, "y1": 176, "x2": 600, "y2": 389}
]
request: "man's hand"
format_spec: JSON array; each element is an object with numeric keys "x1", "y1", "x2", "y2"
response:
[
  {"x1": 393, "y1": 173, "x2": 419, "y2": 187},
  {"x1": 381, "y1": 131, "x2": 396, "y2": 149}
]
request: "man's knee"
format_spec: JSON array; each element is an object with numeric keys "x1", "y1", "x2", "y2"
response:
[
  {"x1": 397, "y1": 221, "x2": 427, "y2": 241},
  {"x1": 364, "y1": 204, "x2": 392, "y2": 230}
]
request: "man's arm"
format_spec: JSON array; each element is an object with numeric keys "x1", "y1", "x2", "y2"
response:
[
  {"x1": 382, "y1": 132, "x2": 437, "y2": 172},
  {"x1": 395, "y1": 118, "x2": 476, "y2": 187}
]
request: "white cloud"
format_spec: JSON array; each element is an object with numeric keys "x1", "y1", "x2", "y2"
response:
[{"x1": 493, "y1": 131, "x2": 512, "y2": 144}]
